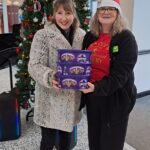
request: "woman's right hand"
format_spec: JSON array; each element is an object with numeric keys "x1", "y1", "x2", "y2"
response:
[{"x1": 51, "y1": 79, "x2": 61, "y2": 90}]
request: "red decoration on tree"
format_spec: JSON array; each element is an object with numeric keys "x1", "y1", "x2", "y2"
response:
[
  {"x1": 22, "y1": 20, "x2": 30, "y2": 27},
  {"x1": 24, "y1": 101, "x2": 29, "y2": 109},
  {"x1": 84, "y1": 18, "x2": 89, "y2": 25},
  {"x1": 16, "y1": 88, "x2": 20, "y2": 95},
  {"x1": 27, "y1": 6, "x2": 33, "y2": 12},
  {"x1": 48, "y1": 15, "x2": 53, "y2": 21},
  {"x1": 28, "y1": 34, "x2": 33, "y2": 39},
  {"x1": 16, "y1": 47, "x2": 20, "y2": 54}
]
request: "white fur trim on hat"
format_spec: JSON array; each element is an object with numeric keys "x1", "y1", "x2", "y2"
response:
[{"x1": 97, "y1": 0, "x2": 122, "y2": 15}]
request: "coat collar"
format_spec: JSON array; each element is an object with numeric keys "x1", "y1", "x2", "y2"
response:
[{"x1": 44, "y1": 22, "x2": 82, "y2": 49}]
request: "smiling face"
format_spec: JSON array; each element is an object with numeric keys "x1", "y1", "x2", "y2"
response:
[
  {"x1": 54, "y1": 5, "x2": 75, "y2": 30},
  {"x1": 97, "y1": 7, "x2": 118, "y2": 32}
]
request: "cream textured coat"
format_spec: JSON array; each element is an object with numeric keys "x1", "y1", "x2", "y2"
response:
[{"x1": 28, "y1": 23, "x2": 85, "y2": 132}]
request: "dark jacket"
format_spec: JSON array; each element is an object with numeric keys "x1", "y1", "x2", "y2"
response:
[{"x1": 80, "y1": 30, "x2": 138, "y2": 125}]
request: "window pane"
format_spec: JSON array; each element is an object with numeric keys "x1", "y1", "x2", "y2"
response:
[
  {"x1": 0, "y1": 1, "x2": 3, "y2": 33},
  {"x1": 0, "y1": 0, "x2": 22, "y2": 33}
]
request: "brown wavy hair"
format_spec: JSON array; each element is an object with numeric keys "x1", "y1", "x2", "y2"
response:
[{"x1": 51, "y1": 0, "x2": 80, "y2": 29}]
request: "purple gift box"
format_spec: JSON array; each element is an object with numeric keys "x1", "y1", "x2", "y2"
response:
[
  {"x1": 57, "y1": 49, "x2": 92, "y2": 63},
  {"x1": 58, "y1": 75, "x2": 90, "y2": 89},
  {"x1": 57, "y1": 62, "x2": 91, "y2": 76}
]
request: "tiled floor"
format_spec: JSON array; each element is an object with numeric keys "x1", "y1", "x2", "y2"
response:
[{"x1": 0, "y1": 110, "x2": 135, "y2": 150}]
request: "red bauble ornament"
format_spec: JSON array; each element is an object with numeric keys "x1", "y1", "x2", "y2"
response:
[
  {"x1": 84, "y1": 18, "x2": 89, "y2": 25},
  {"x1": 16, "y1": 47, "x2": 20, "y2": 54},
  {"x1": 22, "y1": 20, "x2": 30, "y2": 27},
  {"x1": 48, "y1": 15, "x2": 53, "y2": 21},
  {"x1": 24, "y1": 101, "x2": 29, "y2": 109},
  {"x1": 28, "y1": 34, "x2": 33, "y2": 39},
  {"x1": 27, "y1": 6, "x2": 33, "y2": 12},
  {"x1": 16, "y1": 88, "x2": 20, "y2": 95}
]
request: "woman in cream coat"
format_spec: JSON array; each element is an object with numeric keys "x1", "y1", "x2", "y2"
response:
[{"x1": 28, "y1": 0, "x2": 85, "y2": 149}]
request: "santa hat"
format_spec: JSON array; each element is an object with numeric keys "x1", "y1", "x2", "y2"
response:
[{"x1": 97, "y1": 0, "x2": 122, "y2": 15}]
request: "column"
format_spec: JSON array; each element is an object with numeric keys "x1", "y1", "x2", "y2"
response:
[
  {"x1": 121, "y1": 0, "x2": 134, "y2": 30},
  {"x1": 2, "y1": 0, "x2": 9, "y2": 33}
]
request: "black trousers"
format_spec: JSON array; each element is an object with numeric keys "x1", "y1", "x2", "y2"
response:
[
  {"x1": 86, "y1": 96, "x2": 129, "y2": 150},
  {"x1": 40, "y1": 127, "x2": 72, "y2": 150}
]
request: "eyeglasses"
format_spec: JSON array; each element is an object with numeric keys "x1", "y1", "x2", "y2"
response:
[{"x1": 99, "y1": 7, "x2": 117, "y2": 14}]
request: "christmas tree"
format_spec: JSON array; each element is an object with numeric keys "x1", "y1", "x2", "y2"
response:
[
  {"x1": 75, "y1": 0, "x2": 91, "y2": 31},
  {"x1": 15, "y1": 0, "x2": 91, "y2": 110}
]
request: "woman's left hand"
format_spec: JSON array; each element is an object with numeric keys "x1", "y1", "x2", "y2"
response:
[{"x1": 80, "y1": 82, "x2": 95, "y2": 94}]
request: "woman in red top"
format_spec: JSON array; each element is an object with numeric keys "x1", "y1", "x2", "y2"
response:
[{"x1": 80, "y1": 0, "x2": 138, "y2": 150}]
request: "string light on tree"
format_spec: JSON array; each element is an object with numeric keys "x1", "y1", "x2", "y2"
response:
[
  {"x1": 18, "y1": 60, "x2": 23, "y2": 65},
  {"x1": 33, "y1": 17, "x2": 38, "y2": 22},
  {"x1": 73, "y1": 1, "x2": 76, "y2": 8},
  {"x1": 83, "y1": 6, "x2": 88, "y2": 10},
  {"x1": 19, "y1": 43, "x2": 23, "y2": 47},
  {"x1": 23, "y1": 37, "x2": 26, "y2": 41},
  {"x1": 42, "y1": 12, "x2": 47, "y2": 24}
]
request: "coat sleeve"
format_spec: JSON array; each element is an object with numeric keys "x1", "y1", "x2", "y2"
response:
[
  {"x1": 82, "y1": 32, "x2": 98, "y2": 50},
  {"x1": 94, "y1": 30, "x2": 138, "y2": 96},
  {"x1": 28, "y1": 29, "x2": 54, "y2": 88}
]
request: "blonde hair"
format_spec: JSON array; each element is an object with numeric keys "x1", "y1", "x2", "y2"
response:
[
  {"x1": 90, "y1": 9, "x2": 128, "y2": 37},
  {"x1": 51, "y1": 0, "x2": 80, "y2": 29}
]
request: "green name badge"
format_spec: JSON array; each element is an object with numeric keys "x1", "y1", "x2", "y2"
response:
[{"x1": 112, "y1": 45, "x2": 119, "y2": 53}]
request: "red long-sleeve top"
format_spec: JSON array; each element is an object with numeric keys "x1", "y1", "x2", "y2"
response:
[{"x1": 88, "y1": 33, "x2": 111, "y2": 83}]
